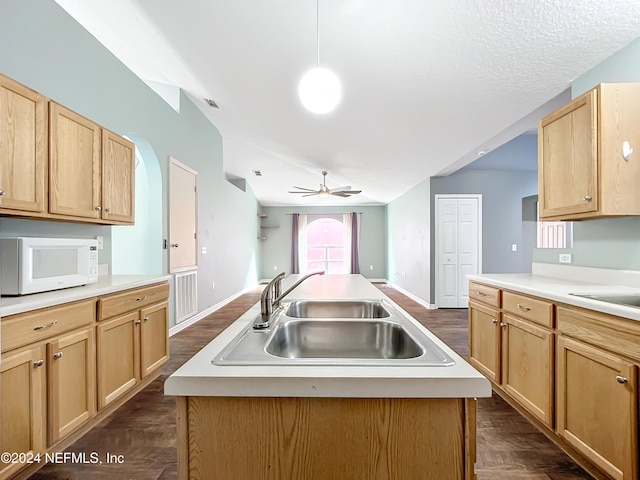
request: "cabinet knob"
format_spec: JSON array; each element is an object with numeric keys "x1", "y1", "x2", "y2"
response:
[
  {"x1": 492, "y1": 318, "x2": 498, "y2": 324},
  {"x1": 143, "y1": 316, "x2": 149, "y2": 322},
  {"x1": 171, "y1": 243, "x2": 179, "y2": 248},
  {"x1": 53, "y1": 352, "x2": 63, "y2": 360},
  {"x1": 616, "y1": 375, "x2": 628, "y2": 384},
  {"x1": 135, "y1": 319, "x2": 141, "y2": 325},
  {"x1": 0, "y1": 189, "x2": 5, "y2": 196},
  {"x1": 583, "y1": 195, "x2": 592, "y2": 202},
  {"x1": 34, "y1": 359, "x2": 44, "y2": 367},
  {"x1": 105, "y1": 207, "x2": 111, "y2": 213},
  {"x1": 95, "y1": 205, "x2": 102, "y2": 211},
  {"x1": 499, "y1": 322, "x2": 507, "y2": 328}
]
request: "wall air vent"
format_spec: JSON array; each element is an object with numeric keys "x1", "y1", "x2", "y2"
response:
[{"x1": 204, "y1": 98, "x2": 219, "y2": 109}]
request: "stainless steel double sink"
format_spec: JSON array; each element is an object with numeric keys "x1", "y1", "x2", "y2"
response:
[{"x1": 212, "y1": 299, "x2": 455, "y2": 366}]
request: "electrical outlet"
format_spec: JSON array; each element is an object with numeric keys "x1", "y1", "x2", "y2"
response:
[
  {"x1": 212, "y1": 282, "x2": 215, "y2": 290},
  {"x1": 559, "y1": 253, "x2": 572, "y2": 264},
  {"x1": 369, "y1": 265, "x2": 374, "y2": 270},
  {"x1": 274, "y1": 266, "x2": 278, "y2": 271},
  {"x1": 511, "y1": 244, "x2": 517, "y2": 252}
]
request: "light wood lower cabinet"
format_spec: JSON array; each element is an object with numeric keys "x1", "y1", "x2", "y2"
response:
[
  {"x1": 501, "y1": 314, "x2": 554, "y2": 427},
  {"x1": 47, "y1": 327, "x2": 96, "y2": 445},
  {"x1": 0, "y1": 345, "x2": 47, "y2": 479},
  {"x1": 468, "y1": 300, "x2": 501, "y2": 383},
  {"x1": 96, "y1": 311, "x2": 140, "y2": 410},
  {"x1": 96, "y1": 291, "x2": 169, "y2": 410},
  {"x1": 557, "y1": 335, "x2": 637, "y2": 480}
]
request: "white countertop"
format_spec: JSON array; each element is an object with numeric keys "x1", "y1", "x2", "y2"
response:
[
  {"x1": 164, "y1": 274, "x2": 491, "y2": 399},
  {"x1": 0, "y1": 274, "x2": 171, "y2": 317},
  {"x1": 468, "y1": 271, "x2": 640, "y2": 321}
]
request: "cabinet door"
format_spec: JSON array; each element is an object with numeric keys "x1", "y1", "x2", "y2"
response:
[
  {"x1": 49, "y1": 101, "x2": 101, "y2": 219},
  {"x1": 0, "y1": 75, "x2": 47, "y2": 214},
  {"x1": 502, "y1": 314, "x2": 554, "y2": 427},
  {"x1": 96, "y1": 311, "x2": 140, "y2": 410},
  {"x1": 102, "y1": 129, "x2": 134, "y2": 223},
  {"x1": 0, "y1": 346, "x2": 46, "y2": 479},
  {"x1": 140, "y1": 301, "x2": 169, "y2": 378},
  {"x1": 47, "y1": 327, "x2": 96, "y2": 445},
  {"x1": 557, "y1": 336, "x2": 637, "y2": 480},
  {"x1": 539, "y1": 89, "x2": 598, "y2": 218},
  {"x1": 468, "y1": 301, "x2": 501, "y2": 382}
]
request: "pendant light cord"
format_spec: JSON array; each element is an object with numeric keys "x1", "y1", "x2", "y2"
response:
[{"x1": 316, "y1": 0, "x2": 320, "y2": 68}]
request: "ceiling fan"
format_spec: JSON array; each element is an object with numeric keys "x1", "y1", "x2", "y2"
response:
[{"x1": 289, "y1": 171, "x2": 362, "y2": 197}]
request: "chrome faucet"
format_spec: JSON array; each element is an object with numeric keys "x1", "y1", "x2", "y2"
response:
[{"x1": 254, "y1": 271, "x2": 325, "y2": 329}]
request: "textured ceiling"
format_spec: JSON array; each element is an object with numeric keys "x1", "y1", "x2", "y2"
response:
[{"x1": 55, "y1": 0, "x2": 640, "y2": 206}]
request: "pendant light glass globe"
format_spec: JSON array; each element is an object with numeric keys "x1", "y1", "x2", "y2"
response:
[{"x1": 298, "y1": 67, "x2": 341, "y2": 114}]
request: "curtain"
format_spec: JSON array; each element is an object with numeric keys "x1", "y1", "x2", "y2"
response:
[
  {"x1": 291, "y1": 213, "x2": 308, "y2": 273},
  {"x1": 343, "y1": 212, "x2": 360, "y2": 274},
  {"x1": 291, "y1": 213, "x2": 300, "y2": 274}
]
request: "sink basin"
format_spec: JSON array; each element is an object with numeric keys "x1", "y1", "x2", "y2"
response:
[
  {"x1": 570, "y1": 293, "x2": 640, "y2": 308},
  {"x1": 266, "y1": 319, "x2": 421, "y2": 359},
  {"x1": 285, "y1": 300, "x2": 390, "y2": 318},
  {"x1": 212, "y1": 299, "x2": 456, "y2": 367}
]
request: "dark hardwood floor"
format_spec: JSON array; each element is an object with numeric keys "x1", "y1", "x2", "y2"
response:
[{"x1": 28, "y1": 284, "x2": 593, "y2": 480}]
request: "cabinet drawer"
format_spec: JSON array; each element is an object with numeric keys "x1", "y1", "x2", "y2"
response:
[
  {"x1": 468, "y1": 282, "x2": 500, "y2": 308},
  {"x1": 1, "y1": 299, "x2": 95, "y2": 353},
  {"x1": 557, "y1": 305, "x2": 640, "y2": 363},
  {"x1": 97, "y1": 282, "x2": 169, "y2": 320},
  {"x1": 503, "y1": 291, "x2": 554, "y2": 328}
]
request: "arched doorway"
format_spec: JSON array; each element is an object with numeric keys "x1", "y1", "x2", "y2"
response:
[{"x1": 111, "y1": 135, "x2": 162, "y2": 275}]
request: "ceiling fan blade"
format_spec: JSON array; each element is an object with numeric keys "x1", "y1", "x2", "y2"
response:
[
  {"x1": 330, "y1": 185, "x2": 352, "y2": 193},
  {"x1": 302, "y1": 192, "x2": 319, "y2": 197},
  {"x1": 289, "y1": 190, "x2": 318, "y2": 194},
  {"x1": 331, "y1": 192, "x2": 352, "y2": 197},
  {"x1": 291, "y1": 186, "x2": 317, "y2": 192}
]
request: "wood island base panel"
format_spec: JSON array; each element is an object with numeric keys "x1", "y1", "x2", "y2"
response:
[{"x1": 177, "y1": 396, "x2": 477, "y2": 480}]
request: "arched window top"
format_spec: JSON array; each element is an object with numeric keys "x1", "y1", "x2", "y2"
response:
[{"x1": 305, "y1": 217, "x2": 346, "y2": 274}]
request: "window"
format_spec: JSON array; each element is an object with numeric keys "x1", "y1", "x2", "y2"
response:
[
  {"x1": 305, "y1": 217, "x2": 346, "y2": 274},
  {"x1": 535, "y1": 200, "x2": 573, "y2": 248}
]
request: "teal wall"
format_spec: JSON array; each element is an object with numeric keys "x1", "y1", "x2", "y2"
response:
[
  {"x1": 260, "y1": 206, "x2": 386, "y2": 279},
  {"x1": 533, "y1": 36, "x2": 640, "y2": 270},
  {"x1": 0, "y1": 0, "x2": 261, "y2": 326},
  {"x1": 386, "y1": 181, "x2": 431, "y2": 302}
]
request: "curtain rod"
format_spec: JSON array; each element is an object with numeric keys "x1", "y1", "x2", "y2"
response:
[{"x1": 285, "y1": 212, "x2": 363, "y2": 215}]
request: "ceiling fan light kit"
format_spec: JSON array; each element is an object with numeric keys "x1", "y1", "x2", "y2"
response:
[
  {"x1": 299, "y1": 0, "x2": 341, "y2": 114},
  {"x1": 289, "y1": 171, "x2": 362, "y2": 198}
]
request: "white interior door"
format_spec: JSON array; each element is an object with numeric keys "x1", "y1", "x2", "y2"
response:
[
  {"x1": 436, "y1": 195, "x2": 481, "y2": 308},
  {"x1": 169, "y1": 157, "x2": 198, "y2": 273}
]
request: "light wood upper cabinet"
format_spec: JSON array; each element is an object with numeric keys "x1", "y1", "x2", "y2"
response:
[
  {"x1": 557, "y1": 335, "x2": 637, "y2": 480},
  {"x1": 102, "y1": 129, "x2": 134, "y2": 223},
  {"x1": 0, "y1": 74, "x2": 48, "y2": 215},
  {"x1": 47, "y1": 327, "x2": 96, "y2": 446},
  {"x1": 49, "y1": 101, "x2": 101, "y2": 220},
  {"x1": 539, "y1": 83, "x2": 640, "y2": 220},
  {"x1": 0, "y1": 345, "x2": 47, "y2": 480},
  {"x1": 0, "y1": 74, "x2": 136, "y2": 225}
]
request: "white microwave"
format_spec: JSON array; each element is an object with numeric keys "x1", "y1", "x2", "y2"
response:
[{"x1": 1, "y1": 237, "x2": 99, "y2": 296}]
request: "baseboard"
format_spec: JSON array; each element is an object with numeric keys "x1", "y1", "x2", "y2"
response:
[
  {"x1": 385, "y1": 281, "x2": 437, "y2": 309},
  {"x1": 169, "y1": 283, "x2": 261, "y2": 336}
]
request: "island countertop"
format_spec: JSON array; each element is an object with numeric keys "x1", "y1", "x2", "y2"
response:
[{"x1": 164, "y1": 274, "x2": 491, "y2": 399}]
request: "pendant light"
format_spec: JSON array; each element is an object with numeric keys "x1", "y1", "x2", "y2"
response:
[{"x1": 298, "y1": 0, "x2": 341, "y2": 114}]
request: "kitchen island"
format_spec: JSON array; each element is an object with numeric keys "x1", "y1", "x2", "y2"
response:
[{"x1": 165, "y1": 274, "x2": 490, "y2": 480}]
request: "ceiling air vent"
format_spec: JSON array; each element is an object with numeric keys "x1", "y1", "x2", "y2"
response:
[
  {"x1": 253, "y1": 170, "x2": 262, "y2": 176},
  {"x1": 204, "y1": 98, "x2": 219, "y2": 109}
]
